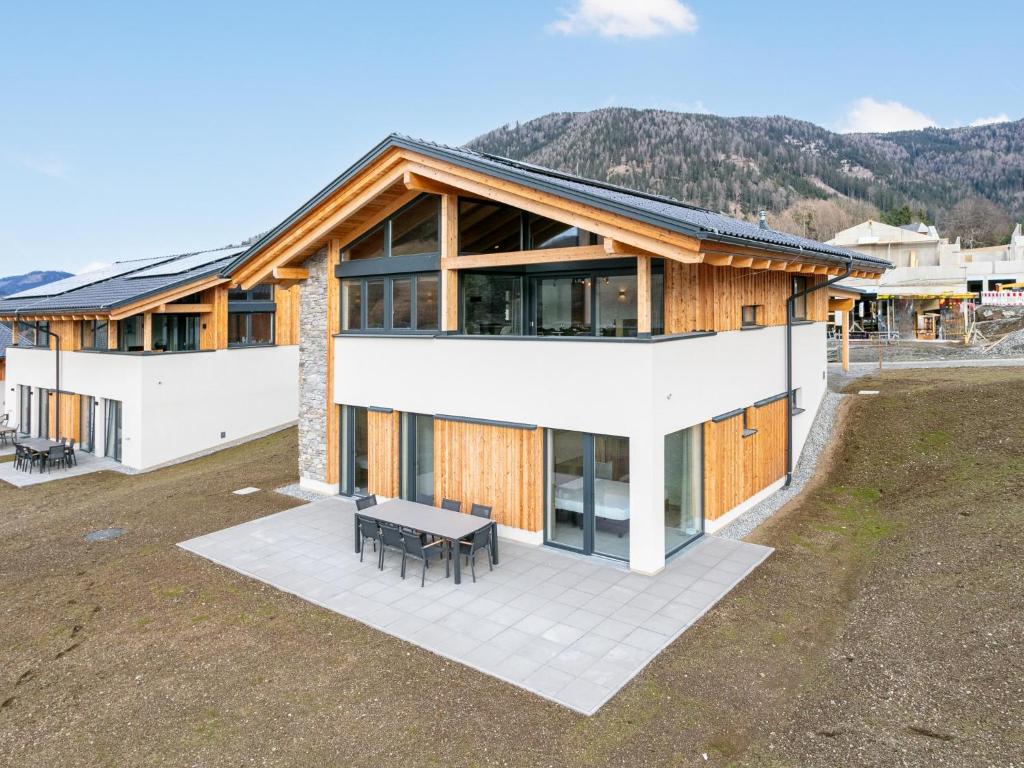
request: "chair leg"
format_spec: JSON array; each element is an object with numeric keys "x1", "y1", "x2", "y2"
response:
[
  {"x1": 400, "y1": 551, "x2": 406, "y2": 579},
  {"x1": 470, "y1": 553, "x2": 476, "y2": 583},
  {"x1": 487, "y1": 543, "x2": 493, "y2": 571},
  {"x1": 421, "y1": 558, "x2": 427, "y2": 587},
  {"x1": 359, "y1": 536, "x2": 365, "y2": 563}
]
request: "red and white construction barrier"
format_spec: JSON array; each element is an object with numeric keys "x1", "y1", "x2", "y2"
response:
[{"x1": 982, "y1": 291, "x2": 1024, "y2": 306}]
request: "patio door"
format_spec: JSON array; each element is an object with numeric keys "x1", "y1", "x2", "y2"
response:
[
  {"x1": 80, "y1": 396, "x2": 96, "y2": 453},
  {"x1": 400, "y1": 412, "x2": 434, "y2": 504},
  {"x1": 38, "y1": 388, "x2": 50, "y2": 439},
  {"x1": 546, "y1": 429, "x2": 630, "y2": 561},
  {"x1": 339, "y1": 405, "x2": 369, "y2": 496},
  {"x1": 18, "y1": 385, "x2": 31, "y2": 435},
  {"x1": 104, "y1": 399, "x2": 122, "y2": 463}
]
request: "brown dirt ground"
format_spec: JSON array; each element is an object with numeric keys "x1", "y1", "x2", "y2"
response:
[{"x1": 1, "y1": 368, "x2": 1022, "y2": 767}]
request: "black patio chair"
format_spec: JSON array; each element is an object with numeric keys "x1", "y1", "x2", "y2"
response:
[
  {"x1": 20, "y1": 446, "x2": 43, "y2": 474},
  {"x1": 459, "y1": 526, "x2": 494, "y2": 583},
  {"x1": 45, "y1": 445, "x2": 67, "y2": 472},
  {"x1": 440, "y1": 498, "x2": 462, "y2": 513},
  {"x1": 356, "y1": 515, "x2": 381, "y2": 563},
  {"x1": 65, "y1": 438, "x2": 77, "y2": 467},
  {"x1": 401, "y1": 531, "x2": 447, "y2": 587},
  {"x1": 378, "y1": 522, "x2": 407, "y2": 571},
  {"x1": 355, "y1": 494, "x2": 378, "y2": 512},
  {"x1": 470, "y1": 503, "x2": 492, "y2": 519}
]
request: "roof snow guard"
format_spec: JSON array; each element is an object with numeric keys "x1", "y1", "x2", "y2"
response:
[{"x1": 223, "y1": 133, "x2": 892, "y2": 277}]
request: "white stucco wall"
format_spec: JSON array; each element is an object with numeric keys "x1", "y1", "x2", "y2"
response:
[
  {"x1": 333, "y1": 324, "x2": 826, "y2": 573},
  {"x1": 4, "y1": 345, "x2": 299, "y2": 470}
]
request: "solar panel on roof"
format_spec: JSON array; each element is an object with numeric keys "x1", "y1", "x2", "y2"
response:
[
  {"x1": 7, "y1": 256, "x2": 175, "y2": 299},
  {"x1": 127, "y1": 247, "x2": 247, "y2": 278}
]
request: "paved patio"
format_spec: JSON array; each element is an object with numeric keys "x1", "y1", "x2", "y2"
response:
[
  {"x1": 0, "y1": 451, "x2": 130, "y2": 487},
  {"x1": 179, "y1": 497, "x2": 772, "y2": 715}
]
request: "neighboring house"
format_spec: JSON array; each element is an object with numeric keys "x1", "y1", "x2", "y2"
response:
[
  {"x1": 0, "y1": 321, "x2": 10, "y2": 415},
  {"x1": 0, "y1": 247, "x2": 299, "y2": 470},
  {"x1": 222, "y1": 135, "x2": 888, "y2": 574},
  {"x1": 829, "y1": 220, "x2": 1024, "y2": 339}
]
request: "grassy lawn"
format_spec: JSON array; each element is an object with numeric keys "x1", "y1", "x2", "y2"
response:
[{"x1": 1, "y1": 368, "x2": 1021, "y2": 767}]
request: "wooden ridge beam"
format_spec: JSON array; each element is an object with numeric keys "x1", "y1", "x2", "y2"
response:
[
  {"x1": 154, "y1": 303, "x2": 213, "y2": 314},
  {"x1": 403, "y1": 170, "x2": 458, "y2": 196}
]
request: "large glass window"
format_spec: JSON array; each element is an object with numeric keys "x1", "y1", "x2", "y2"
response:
[
  {"x1": 151, "y1": 314, "x2": 199, "y2": 352},
  {"x1": 341, "y1": 405, "x2": 370, "y2": 496},
  {"x1": 664, "y1": 425, "x2": 703, "y2": 555},
  {"x1": 458, "y1": 199, "x2": 523, "y2": 254},
  {"x1": 528, "y1": 213, "x2": 597, "y2": 250},
  {"x1": 401, "y1": 412, "x2": 435, "y2": 504},
  {"x1": 117, "y1": 316, "x2": 144, "y2": 351},
  {"x1": 593, "y1": 434, "x2": 630, "y2": 560},
  {"x1": 462, "y1": 274, "x2": 523, "y2": 335},
  {"x1": 104, "y1": 399, "x2": 122, "y2": 462},
  {"x1": 18, "y1": 321, "x2": 50, "y2": 348},
  {"x1": 342, "y1": 279, "x2": 363, "y2": 331},
  {"x1": 366, "y1": 280, "x2": 385, "y2": 329},
  {"x1": 229, "y1": 312, "x2": 274, "y2": 345},
  {"x1": 342, "y1": 195, "x2": 440, "y2": 261},
  {"x1": 596, "y1": 274, "x2": 638, "y2": 337},
  {"x1": 535, "y1": 276, "x2": 592, "y2": 336},
  {"x1": 339, "y1": 274, "x2": 439, "y2": 333},
  {"x1": 81, "y1": 320, "x2": 108, "y2": 350},
  {"x1": 38, "y1": 388, "x2": 50, "y2": 439},
  {"x1": 391, "y1": 196, "x2": 440, "y2": 257},
  {"x1": 18, "y1": 385, "x2": 31, "y2": 434}
]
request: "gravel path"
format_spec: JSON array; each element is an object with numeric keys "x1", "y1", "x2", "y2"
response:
[{"x1": 718, "y1": 390, "x2": 844, "y2": 541}]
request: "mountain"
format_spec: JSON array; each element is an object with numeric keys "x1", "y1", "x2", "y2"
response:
[
  {"x1": 0, "y1": 270, "x2": 73, "y2": 297},
  {"x1": 467, "y1": 109, "x2": 1024, "y2": 233}
]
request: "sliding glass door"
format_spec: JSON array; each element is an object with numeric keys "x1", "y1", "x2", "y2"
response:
[
  {"x1": 664, "y1": 425, "x2": 704, "y2": 555},
  {"x1": 80, "y1": 396, "x2": 96, "y2": 453},
  {"x1": 546, "y1": 429, "x2": 630, "y2": 561},
  {"x1": 340, "y1": 405, "x2": 369, "y2": 496},
  {"x1": 104, "y1": 399, "x2": 122, "y2": 462},
  {"x1": 400, "y1": 412, "x2": 434, "y2": 504},
  {"x1": 18, "y1": 385, "x2": 31, "y2": 435},
  {"x1": 38, "y1": 388, "x2": 50, "y2": 439}
]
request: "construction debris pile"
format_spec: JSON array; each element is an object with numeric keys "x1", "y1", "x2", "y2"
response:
[{"x1": 972, "y1": 306, "x2": 1024, "y2": 355}]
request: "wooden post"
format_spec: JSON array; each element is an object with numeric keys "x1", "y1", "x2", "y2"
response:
[
  {"x1": 440, "y1": 193, "x2": 459, "y2": 331},
  {"x1": 142, "y1": 312, "x2": 152, "y2": 352},
  {"x1": 841, "y1": 309, "x2": 850, "y2": 373},
  {"x1": 107, "y1": 318, "x2": 119, "y2": 350},
  {"x1": 637, "y1": 255, "x2": 651, "y2": 335}
]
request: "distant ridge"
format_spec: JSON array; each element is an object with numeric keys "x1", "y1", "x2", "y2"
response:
[
  {"x1": 468, "y1": 108, "x2": 1024, "y2": 227},
  {"x1": 0, "y1": 270, "x2": 73, "y2": 298}
]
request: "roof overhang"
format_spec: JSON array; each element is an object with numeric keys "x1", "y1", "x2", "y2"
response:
[{"x1": 223, "y1": 135, "x2": 889, "y2": 289}]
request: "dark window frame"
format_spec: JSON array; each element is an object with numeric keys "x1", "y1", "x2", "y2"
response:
[
  {"x1": 80, "y1": 319, "x2": 109, "y2": 350},
  {"x1": 791, "y1": 276, "x2": 809, "y2": 321},
  {"x1": 18, "y1": 320, "x2": 51, "y2": 348},
  {"x1": 341, "y1": 194, "x2": 441, "y2": 262},
  {"x1": 228, "y1": 283, "x2": 277, "y2": 347},
  {"x1": 228, "y1": 311, "x2": 276, "y2": 347},
  {"x1": 741, "y1": 304, "x2": 764, "y2": 328},
  {"x1": 338, "y1": 272, "x2": 440, "y2": 334},
  {"x1": 457, "y1": 196, "x2": 598, "y2": 256}
]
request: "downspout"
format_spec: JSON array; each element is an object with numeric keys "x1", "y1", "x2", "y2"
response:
[
  {"x1": 783, "y1": 253, "x2": 854, "y2": 487},
  {"x1": 52, "y1": 329, "x2": 61, "y2": 440}
]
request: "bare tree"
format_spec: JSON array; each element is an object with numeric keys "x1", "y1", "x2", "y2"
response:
[
  {"x1": 770, "y1": 198, "x2": 879, "y2": 241},
  {"x1": 942, "y1": 198, "x2": 1013, "y2": 248}
]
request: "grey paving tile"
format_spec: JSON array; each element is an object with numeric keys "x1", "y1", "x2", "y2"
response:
[
  {"x1": 611, "y1": 604, "x2": 655, "y2": 626},
  {"x1": 521, "y1": 665, "x2": 576, "y2": 697},
  {"x1": 517, "y1": 637, "x2": 565, "y2": 665},
  {"x1": 464, "y1": 643, "x2": 512, "y2": 668},
  {"x1": 492, "y1": 653, "x2": 544, "y2": 683},
  {"x1": 540, "y1": 623, "x2": 585, "y2": 646},
  {"x1": 553, "y1": 588, "x2": 594, "y2": 609},
  {"x1": 557, "y1": 678, "x2": 612, "y2": 713},
  {"x1": 622, "y1": 626, "x2": 671, "y2": 653},
  {"x1": 562, "y1": 609, "x2": 606, "y2": 632},
  {"x1": 589, "y1": 617, "x2": 637, "y2": 642},
  {"x1": 570, "y1": 632, "x2": 618, "y2": 659},
  {"x1": 488, "y1": 604, "x2": 530, "y2": 627},
  {"x1": 490, "y1": 627, "x2": 532, "y2": 653},
  {"x1": 513, "y1": 614, "x2": 556, "y2": 636},
  {"x1": 548, "y1": 647, "x2": 601, "y2": 677}
]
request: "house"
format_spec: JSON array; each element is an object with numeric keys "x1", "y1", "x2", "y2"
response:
[
  {"x1": 221, "y1": 135, "x2": 888, "y2": 574},
  {"x1": 0, "y1": 321, "x2": 10, "y2": 415},
  {"x1": 829, "y1": 220, "x2": 1024, "y2": 339},
  {"x1": 0, "y1": 247, "x2": 299, "y2": 470}
]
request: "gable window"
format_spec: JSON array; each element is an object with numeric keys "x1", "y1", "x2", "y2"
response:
[
  {"x1": 741, "y1": 304, "x2": 763, "y2": 327},
  {"x1": 229, "y1": 284, "x2": 276, "y2": 346},
  {"x1": 458, "y1": 198, "x2": 598, "y2": 255},
  {"x1": 81, "y1": 320, "x2": 109, "y2": 349},
  {"x1": 791, "y1": 276, "x2": 808, "y2": 321},
  {"x1": 342, "y1": 195, "x2": 440, "y2": 262},
  {"x1": 340, "y1": 274, "x2": 439, "y2": 333}
]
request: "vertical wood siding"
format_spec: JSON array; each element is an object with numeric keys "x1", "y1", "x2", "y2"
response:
[
  {"x1": 47, "y1": 391, "x2": 81, "y2": 443},
  {"x1": 199, "y1": 286, "x2": 228, "y2": 350},
  {"x1": 703, "y1": 396, "x2": 788, "y2": 522},
  {"x1": 275, "y1": 284, "x2": 301, "y2": 345},
  {"x1": 367, "y1": 409, "x2": 400, "y2": 498},
  {"x1": 664, "y1": 264, "x2": 828, "y2": 333},
  {"x1": 433, "y1": 419, "x2": 544, "y2": 532}
]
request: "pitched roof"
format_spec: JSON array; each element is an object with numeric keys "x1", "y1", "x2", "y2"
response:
[
  {"x1": 0, "y1": 246, "x2": 244, "y2": 316},
  {"x1": 224, "y1": 133, "x2": 891, "y2": 275}
]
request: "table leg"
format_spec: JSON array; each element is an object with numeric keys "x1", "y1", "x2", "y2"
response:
[
  {"x1": 452, "y1": 538, "x2": 461, "y2": 585},
  {"x1": 491, "y1": 522, "x2": 499, "y2": 565},
  {"x1": 353, "y1": 514, "x2": 361, "y2": 554}
]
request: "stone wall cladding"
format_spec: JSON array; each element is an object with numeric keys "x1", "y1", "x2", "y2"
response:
[{"x1": 298, "y1": 247, "x2": 329, "y2": 484}]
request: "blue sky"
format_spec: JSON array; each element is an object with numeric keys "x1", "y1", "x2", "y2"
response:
[{"x1": 1, "y1": 0, "x2": 1019, "y2": 275}]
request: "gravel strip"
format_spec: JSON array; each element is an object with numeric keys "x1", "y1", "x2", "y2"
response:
[
  {"x1": 718, "y1": 390, "x2": 844, "y2": 541},
  {"x1": 274, "y1": 482, "x2": 330, "y2": 502}
]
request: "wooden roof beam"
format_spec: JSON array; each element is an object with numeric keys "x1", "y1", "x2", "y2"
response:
[
  {"x1": 702, "y1": 253, "x2": 733, "y2": 267},
  {"x1": 272, "y1": 266, "x2": 309, "y2": 281},
  {"x1": 110, "y1": 276, "x2": 227, "y2": 320},
  {"x1": 403, "y1": 170, "x2": 458, "y2": 196},
  {"x1": 442, "y1": 244, "x2": 618, "y2": 270},
  {"x1": 154, "y1": 303, "x2": 213, "y2": 314}
]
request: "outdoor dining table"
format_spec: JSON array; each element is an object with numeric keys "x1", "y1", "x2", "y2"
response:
[
  {"x1": 19, "y1": 438, "x2": 66, "y2": 452},
  {"x1": 354, "y1": 499, "x2": 499, "y2": 585}
]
